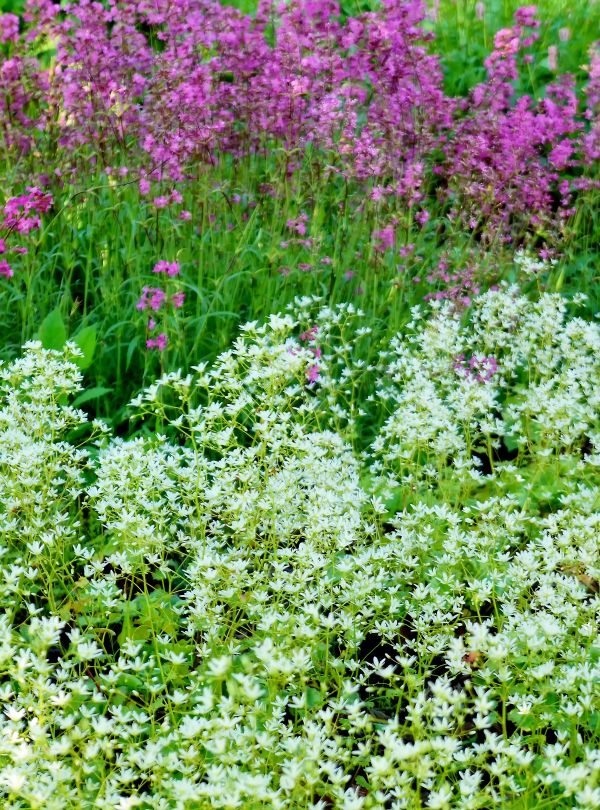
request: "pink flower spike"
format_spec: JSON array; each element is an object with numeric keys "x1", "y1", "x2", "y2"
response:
[
  {"x1": 0, "y1": 259, "x2": 13, "y2": 278},
  {"x1": 153, "y1": 196, "x2": 169, "y2": 209},
  {"x1": 155, "y1": 333, "x2": 167, "y2": 351},
  {"x1": 171, "y1": 291, "x2": 185, "y2": 308}
]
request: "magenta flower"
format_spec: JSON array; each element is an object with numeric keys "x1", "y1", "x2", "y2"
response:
[
  {"x1": 514, "y1": 6, "x2": 539, "y2": 28},
  {"x1": 373, "y1": 225, "x2": 395, "y2": 253},
  {"x1": 286, "y1": 214, "x2": 308, "y2": 236},
  {"x1": 306, "y1": 364, "x2": 320, "y2": 384},
  {"x1": 299, "y1": 325, "x2": 318, "y2": 343},
  {"x1": 137, "y1": 286, "x2": 166, "y2": 312},
  {"x1": 470, "y1": 354, "x2": 498, "y2": 382},
  {"x1": 171, "y1": 291, "x2": 185, "y2": 308},
  {"x1": 146, "y1": 332, "x2": 167, "y2": 351},
  {"x1": 0, "y1": 13, "x2": 19, "y2": 44},
  {"x1": 0, "y1": 259, "x2": 13, "y2": 279},
  {"x1": 454, "y1": 353, "x2": 498, "y2": 383},
  {"x1": 153, "y1": 260, "x2": 180, "y2": 277},
  {"x1": 153, "y1": 196, "x2": 169, "y2": 209}
]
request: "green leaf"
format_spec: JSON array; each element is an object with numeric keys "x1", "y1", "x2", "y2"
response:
[
  {"x1": 72, "y1": 325, "x2": 97, "y2": 370},
  {"x1": 38, "y1": 309, "x2": 67, "y2": 351},
  {"x1": 126, "y1": 336, "x2": 139, "y2": 370},
  {"x1": 306, "y1": 687, "x2": 323, "y2": 709},
  {"x1": 72, "y1": 386, "x2": 112, "y2": 408}
]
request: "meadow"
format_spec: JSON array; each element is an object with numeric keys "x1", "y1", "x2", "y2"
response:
[{"x1": 0, "y1": 1, "x2": 599, "y2": 807}]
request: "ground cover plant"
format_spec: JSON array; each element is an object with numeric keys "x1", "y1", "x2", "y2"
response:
[{"x1": 0, "y1": 1, "x2": 599, "y2": 808}]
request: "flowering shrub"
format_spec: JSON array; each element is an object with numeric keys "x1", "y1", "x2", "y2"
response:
[
  {"x1": 0, "y1": 290, "x2": 598, "y2": 808},
  {"x1": 372, "y1": 286, "x2": 600, "y2": 504},
  {"x1": 0, "y1": 1, "x2": 597, "y2": 245}
]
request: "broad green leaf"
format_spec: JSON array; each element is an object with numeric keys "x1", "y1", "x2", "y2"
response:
[
  {"x1": 72, "y1": 325, "x2": 97, "y2": 370},
  {"x1": 72, "y1": 386, "x2": 112, "y2": 408},
  {"x1": 38, "y1": 308, "x2": 67, "y2": 351}
]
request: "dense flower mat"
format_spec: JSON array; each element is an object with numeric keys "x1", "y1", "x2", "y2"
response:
[{"x1": 1, "y1": 288, "x2": 598, "y2": 808}]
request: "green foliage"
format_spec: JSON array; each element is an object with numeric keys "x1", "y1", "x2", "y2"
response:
[{"x1": 37, "y1": 308, "x2": 97, "y2": 370}]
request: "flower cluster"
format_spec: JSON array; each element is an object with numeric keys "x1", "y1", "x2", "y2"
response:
[
  {"x1": 0, "y1": 187, "x2": 52, "y2": 278},
  {"x1": 0, "y1": 1, "x2": 597, "y2": 242},
  {"x1": 372, "y1": 285, "x2": 600, "y2": 504},
  {"x1": 136, "y1": 260, "x2": 185, "y2": 351},
  {"x1": 0, "y1": 290, "x2": 597, "y2": 807}
]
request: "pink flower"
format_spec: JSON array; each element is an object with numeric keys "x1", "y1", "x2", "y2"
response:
[
  {"x1": 306, "y1": 364, "x2": 320, "y2": 384},
  {"x1": 299, "y1": 326, "x2": 318, "y2": 342},
  {"x1": 139, "y1": 178, "x2": 151, "y2": 195},
  {"x1": 0, "y1": 259, "x2": 13, "y2": 279},
  {"x1": 514, "y1": 6, "x2": 539, "y2": 28},
  {"x1": 492, "y1": 28, "x2": 520, "y2": 56},
  {"x1": 179, "y1": 210, "x2": 192, "y2": 221},
  {"x1": 0, "y1": 13, "x2": 19, "y2": 44},
  {"x1": 147, "y1": 332, "x2": 167, "y2": 351},
  {"x1": 455, "y1": 353, "x2": 498, "y2": 382},
  {"x1": 469, "y1": 354, "x2": 498, "y2": 382},
  {"x1": 153, "y1": 196, "x2": 169, "y2": 209},
  {"x1": 286, "y1": 213, "x2": 308, "y2": 236},
  {"x1": 373, "y1": 225, "x2": 395, "y2": 252},
  {"x1": 549, "y1": 140, "x2": 573, "y2": 170},
  {"x1": 171, "y1": 291, "x2": 185, "y2": 308},
  {"x1": 137, "y1": 286, "x2": 166, "y2": 312},
  {"x1": 153, "y1": 260, "x2": 180, "y2": 277}
]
